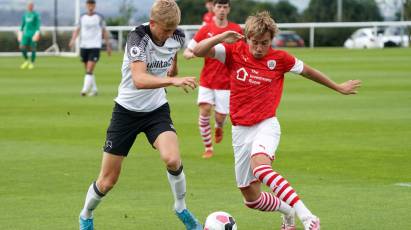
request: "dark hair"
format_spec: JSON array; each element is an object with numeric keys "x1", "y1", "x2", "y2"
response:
[
  {"x1": 213, "y1": 0, "x2": 230, "y2": 5},
  {"x1": 86, "y1": 0, "x2": 96, "y2": 4}
]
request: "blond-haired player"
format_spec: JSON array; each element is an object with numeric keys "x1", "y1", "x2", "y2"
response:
[
  {"x1": 193, "y1": 11, "x2": 361, "y2": 230},
  {"x1": 78, "y1": 1, "x2": 202, "y2": 229}
]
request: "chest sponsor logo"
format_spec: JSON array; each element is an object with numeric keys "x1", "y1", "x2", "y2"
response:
[
  {"x1": 267, "y1": 60, "x2": 276, "y2": 70},
  {"x1": 235, "y1": 68, "x2": 272, "y2": 85},
  {"x1": 129, "y1": 46, "x2": 141, "y2": 58},
  {"x1": 207, "y1": 32, "x2": 214, "y2": 37}
]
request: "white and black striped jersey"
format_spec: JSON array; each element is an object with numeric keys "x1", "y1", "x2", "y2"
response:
[
  {"x1": 115, "y1": 24, "x2": 185, "y2": 112},
  {"x1": 78, "y1": 12, "x2": 106, "y2": 48}
]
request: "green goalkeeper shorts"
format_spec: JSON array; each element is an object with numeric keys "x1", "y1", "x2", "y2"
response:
[{"x1": 20, "y1": 33, "x2": 35, "y2": 47}]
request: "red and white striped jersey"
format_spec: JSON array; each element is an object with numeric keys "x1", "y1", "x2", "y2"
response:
[
  {"x1": 214, "y1": 40, "x2": 304, "y2": 126},
  {"x1": 188, "y1": 21, "x2": 242, "y2": 90}
]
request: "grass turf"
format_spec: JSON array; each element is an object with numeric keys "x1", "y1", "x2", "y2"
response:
[{"x1": 0, "y1": 48, "x2": 410, "y2": 229}]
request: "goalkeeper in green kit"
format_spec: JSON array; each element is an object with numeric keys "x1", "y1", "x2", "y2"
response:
[{"x1": 18, "y1": 1, "x2": 41, "y2": 70}]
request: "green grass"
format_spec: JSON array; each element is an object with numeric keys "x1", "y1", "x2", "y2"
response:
[{"x1": 0, "y1": 48, "x2": 410, "y2": 229}]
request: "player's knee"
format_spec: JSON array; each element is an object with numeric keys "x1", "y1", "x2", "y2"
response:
[
  {"x1": 97, "y1": 176, "x2": 118, "y2": 193},
  {"x1": 164, "y1": 155, "x2": 181, "y2": 169}
]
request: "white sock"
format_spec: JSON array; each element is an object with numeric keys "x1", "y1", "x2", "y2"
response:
[
  {"x1": 294, "y1": 200, "x2": 313, "y2": 220},
  {"x1": 91, "y1": 75, "x2": 98, "y2": 92},
  {"x1": 80, "y1": 182, "x2": 104, "y2": 219},
  {"x1": 167, "y1": 167, "x2": 187, "y2": 213},
  {"x1": 278, "y1": 200, "x2": 293, "y2": 215},
  {"x1": 81, "y1": 74, "x2": 93, "y2": 93}
]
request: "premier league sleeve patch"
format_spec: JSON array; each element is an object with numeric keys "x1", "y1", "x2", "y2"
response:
[
  {"x1": 129, "y1": 46, "x2": 140, "y2": 58},
  {"x1": 127, "y1": 45, "x2": 146, "y2": 62}
]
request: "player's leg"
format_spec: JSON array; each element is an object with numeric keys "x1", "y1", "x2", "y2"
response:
[
  {"x1": 19, "y1": 35, "x2": 29, "y2": 69},
  {"x1": 81, "y1": 153, "x2": 124, "y2": 215},
  {"x1": 214, "y1": 89, "x2": 230, "y2": 144},
  {"x1": 145, "y1": 104, "x2": 202, "y2": 229},
  {"x1": 241, "y1": 181, "x2": 294, "y2": 216},
  {"x1": 79, "y1": 102, "x2": 138, "y2": 230},
  {"x1": 250, "y1": 118, "x2": 320, "y2": 230},
  {"x1": 197, "y1": 86, "x2": 215, "y2": 158},
  {"x1": 85, "y1": 60, "x2": 98, "y2": 96},
  {"x1": 153, "y1": 132, "x2": 202, "y2": 230},
  {"x1": 28, "y1": 40, "x2": 37, "y2": 69},
  {"x1": 80, "y1": 49, "x2": 93, "y2": 96},
  {"x1": 86, "y1": 49, "x2": 100, "y2": 96}
]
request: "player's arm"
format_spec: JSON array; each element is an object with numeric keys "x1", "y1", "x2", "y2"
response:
[
  {"x1": 300, "y1": 64, "x2": 361, "y2": 95},
  {"x1": 69, "y1": 27, "x2": 80, "y2": 49},
  {"x1": 32, "y1": 13, "x2": 41, "y2": 42},
  {"x1": 18, "y1": 15, "x2": 25, "y2": 42},
  {"x1": 193, "y1": 30, "x2": 243, "y2": 58},
  {"x1": 183, "y1": 47, "x2": 196, "y2": 60},
  {"x1": 131, "y1": 61, "x2": 197, "y2": 93},
  {"x1": 167, "y1": 54, "x2": 178, "y2": 77},
  {"x1": 103, "y1": 28, "x2": 112, "y2": 56}
]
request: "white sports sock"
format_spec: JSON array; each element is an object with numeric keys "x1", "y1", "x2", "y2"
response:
[
  {"x1": 278, "y1": 200, "x2": 293, "y2": 215},
  {"x1": 167, "y1": 169, "x2": 187, "y2": 213},
  {"x1": 294, "y1": 200, "x2": 313, "y2": 221},
  {"x1": 91, "y1": 75, "x2": 98, "y2": 92},
  {"x1": 81, "y1": 74, "x2": 93, "y2": 93},
  {"x1": 80, "y1": 182, "x2": 104, "y2": 219}
]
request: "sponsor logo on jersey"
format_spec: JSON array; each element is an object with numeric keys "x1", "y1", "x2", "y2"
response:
[
  {"x1": 147, "y1": 57, "x2": 174, "y2": 69},
  {"x1": 236, "y1": 67, "x2": 248, "y2": 82},
  {"x1": 129, "y1": 46, "x2": 140, "y2": 58},
  {"x1": 267, "y1": 60, "x2": 276, "y2": 70}
]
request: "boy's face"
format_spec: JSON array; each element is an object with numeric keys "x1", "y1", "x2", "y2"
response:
[
  {"x1": 150, "y1": 20, "x2": 177, "y2": 44},
  {"x1": 205, "y1": 2, "x2": 213, "y2": 12},
  {"x1": 213, "y1": 3, "x2": 230, "y2": 21},
  {"x1": 86, "y1": 3, "x2": 96, "y2": 13},
  {"x1": 247, "y1": 32, "x2": 273, "y2": 59},
  {"x1": 27, "y1": 3, "x2": 34, "y2": 11}
]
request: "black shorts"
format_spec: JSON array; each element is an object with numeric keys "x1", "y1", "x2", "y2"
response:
[
  {"x1": 80, "y1": 48, "x2": 100, "y2": 63},
  {"x1": 103, "y1": 103, "x2": 176, "y2": 156}
]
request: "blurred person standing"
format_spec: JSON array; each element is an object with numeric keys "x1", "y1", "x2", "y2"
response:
[
  {"x1": 184, "y1": 0, "x2": 242, "y2": 158},
  {"x1": 69, "y1": 0, "x2": 111, "y2": 97},
  {"x1": 18, "y1": 1, "x2": 41, "y2": 70},
  {"x1": 202, "y1": 0, "x2": 215, "y2": 25}
]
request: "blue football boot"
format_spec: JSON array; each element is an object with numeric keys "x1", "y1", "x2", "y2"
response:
[
  {"x1": 79, "y1": 216, "x2": 94, "y2": 230},
  {"x1": 175, "y1": 209, "x2": 203, "y2": 230}
]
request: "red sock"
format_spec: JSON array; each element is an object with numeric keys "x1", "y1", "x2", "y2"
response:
[
  {"x1": 253, "y1": 164, "x2": 300, "y2": 207},
  {"x1": 199, "y1": 115, "x2": 212, "y2": 150},
  {"x1": 245, "y1": 192, "x2": 280, "y2": 211}
]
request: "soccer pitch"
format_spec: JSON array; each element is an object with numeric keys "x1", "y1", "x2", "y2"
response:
[{"x1": 0, "y1": 48, "x2": 410, "y2": 229}]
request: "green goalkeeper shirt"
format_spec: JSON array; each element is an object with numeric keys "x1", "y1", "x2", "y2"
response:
[{"x1": 20, "y1": 11, "x2": 41, "y2": 35}]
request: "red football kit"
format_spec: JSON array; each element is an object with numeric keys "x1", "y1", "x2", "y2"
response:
[
  {"x1": 188, "y1": 21, "x2": 242, "y2": 90},
  {"x1": 214, "y1": 40, "x2": 304, "y2": 126}
]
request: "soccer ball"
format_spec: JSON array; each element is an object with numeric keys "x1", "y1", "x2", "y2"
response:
[{"x1": 204, "y1": 211, "x2": 237, "y2": 230}]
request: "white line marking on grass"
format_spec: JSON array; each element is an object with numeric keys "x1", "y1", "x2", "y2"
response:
[{"x1": 395, "y1": 183, "x2": 411, "y2": 187}]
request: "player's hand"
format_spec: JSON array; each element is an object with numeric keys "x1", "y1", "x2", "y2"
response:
[
  {"x1": 183, "y1": 49, "x2": 196, "y2": 60},
  {"x1": 337, "y1": 80, "x2": 362, "y2": 95},
  {"x1": 171, "y1": 77, "x2": 197, "y2": 93},
  {"x1": 68, "y1": 39, "x2": 75, "y2": 49},
  {"x1": 32, "y1": 32, "x2": 40, "y2": 42},
  {"x1": 107, "y1": 46, "x2": 112, "y2": 57},
  {"x1": 221, "y1": 31, "x2": 244, "y2": 44},
  {"x1": 17, "y1": 31, "x2": 22, "y2": 42}
]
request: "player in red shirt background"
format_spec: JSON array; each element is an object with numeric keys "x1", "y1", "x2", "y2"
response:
[
  {"x1": 193, "y1": 11, "x2": 361, "y2": 230},
  {"x1": 184, "y1": 0, "x2": 242, "y2": 159},
  {"x1": 202, "y1": 0, "x2": 215, "y2": 25}
]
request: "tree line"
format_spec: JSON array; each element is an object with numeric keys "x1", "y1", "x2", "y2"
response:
[{"x1": 177, "y1": 0, "x2": 398, "y2": 47}]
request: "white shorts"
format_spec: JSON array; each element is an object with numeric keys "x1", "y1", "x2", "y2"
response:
[
  {"x1": 232, "y1": 117, "x2": 281, "y2": 188},
  {"x1": 197, "y1": 86, "x2": 230, "y2": 115}
]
